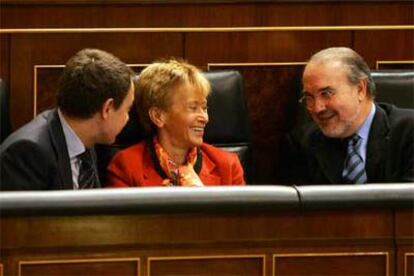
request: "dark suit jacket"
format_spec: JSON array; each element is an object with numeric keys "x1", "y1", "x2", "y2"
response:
[
  {"x1": 0, "y1": 109, "x2": 100, "y2": 190},
  {"x1": 279, "y1": 103, "x2": 414, "y2": 184},
  {"x1": 105, "y1": 141, "x2": 245, "y2": 187}
]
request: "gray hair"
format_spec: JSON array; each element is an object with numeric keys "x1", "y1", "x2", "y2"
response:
[{"x1": 308, "y1": 47, "x2": 375, "y2": 98}]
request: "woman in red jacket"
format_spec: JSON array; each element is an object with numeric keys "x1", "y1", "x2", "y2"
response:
[{"x1": 106, "y1": 59, "x2": 245, "y2": 187}]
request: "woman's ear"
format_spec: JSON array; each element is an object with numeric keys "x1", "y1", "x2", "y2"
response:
[
  {"x1": 149, "y1": 107, "x2": 166, "y2": 128},
  {"x1": 101, "y1": 98, "x2": 115, "y2": 119}
]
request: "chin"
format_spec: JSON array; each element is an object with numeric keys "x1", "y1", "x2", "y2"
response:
[
  {"x1": 100, "y1": 136, "x2": 116, "y2": 145},
  {"x1": 321, "y1": 129, "x2": 342, "y2": 138},
  {"x1": 319, "y1": 124, "x2": 348, "y2": 138},
  {"x1": 190, "y1": 139, "x2": 203, "y2": 147}
]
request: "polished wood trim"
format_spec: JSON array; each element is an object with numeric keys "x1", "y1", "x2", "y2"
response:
[
  {"x1": 405, "y1": 252, "x2": 414, "y2": 276},
  {"x1": 3, "y1": 0, "x2": 408, "y2": 4},
  {"x1": 272, "y1": 252, "x2": 390, "y2": 276},
  {"x1": 18, "y1": 258, "x2": 140, "y2": 276},
  {"x1": 0, "y1": 263, "x2": 3, "y2": 276},
  {"x1": 147, "y1": 254, "x2": 266, "y2": 276},
  {"x1": 1, "y1": 25, "x2": 413, "y2": 34},
  {"x1": 376, "y1": 60, "x2": 414, "y2": 69}
]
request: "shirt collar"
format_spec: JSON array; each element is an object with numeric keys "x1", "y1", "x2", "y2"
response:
[
  {"x1": 356, "y1": 102, "x2": 376, "y2": 141},
  {"x1": 58, "y1": 109, "x2": 85, "y2": 159}
]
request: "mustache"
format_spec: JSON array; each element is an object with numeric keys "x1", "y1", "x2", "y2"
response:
[{"x1": 314, "y1": 109, "x2": 335, "y2": 120}]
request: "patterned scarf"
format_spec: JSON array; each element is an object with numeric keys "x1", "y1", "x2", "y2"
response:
[{"x1": 153, "y1": 137, "x2": 204, "y2": 186}]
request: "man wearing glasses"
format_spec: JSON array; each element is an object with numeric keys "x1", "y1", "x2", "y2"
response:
[{"x1": 279, "y1": 47, "x2": 414, "y2": 184}]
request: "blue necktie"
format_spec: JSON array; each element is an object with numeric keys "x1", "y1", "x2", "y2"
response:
[{"x1": 343, "y1": 135, "x2": 367, "y2": 184}]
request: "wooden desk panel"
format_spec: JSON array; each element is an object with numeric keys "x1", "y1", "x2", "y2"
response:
[
  {"x1": 186, "y1": 31, "x2": 352, "y2": 65},
  {"x1": 0, "y1": 210, "x2": 394, "y2": 249},
  {"x1": 1, "y1": 1, "x2": 413, "y2": 29},
  {"x1": 0, "y1": 209, "x2": 402, "y2": 276},
  {"x1": 354, "y1": 30, "x2": 414, "y2": 67},
  {"x1": 273, "y1": 252, "x2": 389, "y2": 276},
  {"x1": 148, "y1": 255, "x2": 264, "y2": 276},
  {"x1": 19, "y1": 259, "x2": 140, "y2": 276},
  {"x1": 396, "y1": 210, "x2": 414, "y2": 276}
]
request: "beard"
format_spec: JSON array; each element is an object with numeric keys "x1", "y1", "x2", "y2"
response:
[{"x1": 313, "y1": 107, "x2": 361, "y2": 138}]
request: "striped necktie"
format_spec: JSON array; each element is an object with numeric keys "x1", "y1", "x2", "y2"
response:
[
  {"x1": 342, "y1": 134, "x2": 367, "y2": 184},
  {"x1": 78, "y1": 149, "x2": 99, "y2": 189}
]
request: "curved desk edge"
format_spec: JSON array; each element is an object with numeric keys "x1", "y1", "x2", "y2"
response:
[{"x1": 0, "y1": 184, "x2": 413, "y2": 216}]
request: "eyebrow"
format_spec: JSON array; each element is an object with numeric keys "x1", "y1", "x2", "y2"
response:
[
  {"x1": 319, "y1": 86, "x2": 332, "y2": 92},
  {"x1": 187, "y1": 99, "x2": 207, "y2": 104},
  {"x1": 302, "y1": 86, "x2": 332, "y2": 94}
]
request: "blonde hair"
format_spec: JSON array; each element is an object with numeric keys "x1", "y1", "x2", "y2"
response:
[{"x1": 135, "y1": 59, "x2": 211, "y2": 135}]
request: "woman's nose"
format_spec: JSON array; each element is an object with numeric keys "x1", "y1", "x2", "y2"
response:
[{"x1": 199, "y1": 109, "x2": 209, "y2": 123}]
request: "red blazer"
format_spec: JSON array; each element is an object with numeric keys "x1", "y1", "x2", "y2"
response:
[{"x1": 106, "y1": 141, "x2": 245, "y2": 187}]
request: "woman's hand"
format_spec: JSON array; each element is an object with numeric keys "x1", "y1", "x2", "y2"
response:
[{"x1": 179, "y1": 164, "x2": 204, "y2": 186}]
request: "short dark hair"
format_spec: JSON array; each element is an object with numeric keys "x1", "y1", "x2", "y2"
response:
[{"x1": 57, "y1": 48, "x2": 134, "y2": 119}]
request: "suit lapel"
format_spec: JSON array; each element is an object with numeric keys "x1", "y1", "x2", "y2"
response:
[
  {"x1": 142, "y1": 142, "x2": 164, "y2": 185},
  {"x1": 47, "y1": 110, "x2": 73, "y2": 189},
  {"x1": 365, "y1": 105, "x2": 390, "y2": 182},
  {"x1": 313, "y1": 133, "x2": 346, "y2": 184},
  {"x1": 199, "y1": 151, "x2": 221, "y2": 184},
  {"x1": 142, "y1": 162, "x2": 164, "y2": 185}
]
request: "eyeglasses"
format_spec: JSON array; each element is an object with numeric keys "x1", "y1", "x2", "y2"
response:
[{"x1": 299, "y1": 89, "x2": 337, "y2": 108}]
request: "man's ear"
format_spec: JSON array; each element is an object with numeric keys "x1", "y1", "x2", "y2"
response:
[
  {"x1": 357, "y1": 78, "x2": 368, "y2": 101},
  {"x1": 149, "y1": 107, "x2": 165, "y2": 128},
  {"x1": 101, "y1": 98, "x2": 115, "y2": 119}
]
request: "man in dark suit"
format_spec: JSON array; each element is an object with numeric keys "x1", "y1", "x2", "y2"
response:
[
  {"x1": 0, "y1": 48, "x2": 135, "y2": 190},
  {"x1": 280, "y1": 47, "x2": 414, "y2": 184}
]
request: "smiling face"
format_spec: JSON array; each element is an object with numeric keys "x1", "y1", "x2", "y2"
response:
[
  {"x1": 155, "y1": 82, "x2": 209, "y2": 152},
  {"x1": 302, "y1": 61, "x2": 371, "y2": 138}
]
